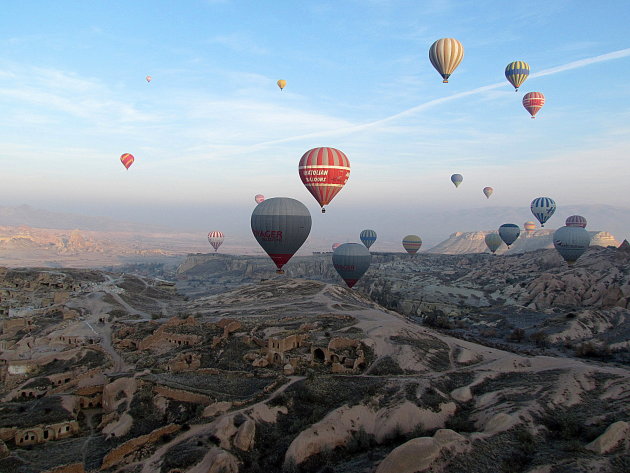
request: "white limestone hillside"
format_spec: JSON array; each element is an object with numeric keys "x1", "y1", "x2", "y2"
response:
[{"x1": 426, "y1": 229, "x2": 620, "y2": 255}]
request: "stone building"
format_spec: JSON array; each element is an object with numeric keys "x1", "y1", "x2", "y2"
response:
[{"x1": 14, "y1": 421, "x2": 79, "y2": 446}]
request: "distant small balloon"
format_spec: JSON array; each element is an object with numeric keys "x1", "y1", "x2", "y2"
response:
[
  {"x1": 531, "y1": 197, "x2": 556, "y2": 227},
  {"x1": 451, "y1": 174, "x2": 463, "y2": 188},
  {"x1": 523, "y1": 92, "x2": 545, "y2": 119},
  {"x1": 483, "y1": 187, "x2": 493, "y2": 199},
  {"x1": 360, "y1": 229, "x2": 377, "y2": 249},
  {"x1": 505, "y1": 61, "x2": 530, "y2": 91},
  {"x1": 255, "y1": 194, "x2": 265, "y2": 204},
  {"x1": 553, "y1": 226, "x2": 591, "y2": 265},
  {"x1": 277, "y1": 79, "x2": 286, "y2": 90},
  {"x1": 524, "y1": 221, "x2": 536, "y2": 232},
  {"x1": 332, "y1": 243, "x2": 341, "y2": 252},
  {"x1": 146, "y1": 75, "x2": 152, "y2": 83},
  {"x1": 402, "y1": 235, "x2": 422, "y2": 255},
  {"x1": 565, "y1": 215, "x2": 587, "y2": 228},
  {"x1": 485, "y1": 233, "x2": 502, "y2": 254},
  {"x1": 120, "y1": 153, "x2": 134, "y2": 170},
  {"x1": 429, "y1": 38, "x2": 464, "y2": 83},
  {"x1": 207, "y1": 231, "x2": 224, "y2": 252}
]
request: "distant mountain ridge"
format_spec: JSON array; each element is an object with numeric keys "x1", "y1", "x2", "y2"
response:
[
  {"x1": 427, "y1": 229, "x2": 620, "y2": 255},
  {"x1": 0, "y1": 205, "x2": 171, "y2": 233}
]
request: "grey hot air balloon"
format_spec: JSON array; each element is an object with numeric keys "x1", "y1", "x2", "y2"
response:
[
  {"x1": 451, "y1": 173, "x2": 463, "y2": 188},
  {"x1": 251, "y1": 197, "x2": 311, "y2": 274},
  {"x1": 360, "y1": 229, "x2": 377, "y2": 249},
  {"x1": 485, "y1": 233, "x2": 503, "y2": 254},
  {"x1": 498, "y1": 224, "x2": 521, "y2": 248},
  {"x1": 332, "y1": 243, "x2": 371, "y2": 288},
  {"x1": 553, "y1": 226, "x2": 591, "y2": 265}
]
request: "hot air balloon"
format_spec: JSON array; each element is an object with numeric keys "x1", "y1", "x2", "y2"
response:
[
  {"x1": 120, "y1": 153, "x2": 134, "y2": 170},
  {"x1": 524, "y1": 221, "x2": 536, "y2": 233},
  {"x1": 277, "y1": 79, "x2": 286, "y2": 90},
  {"x1": 332, "y1": 243, "x2": 371, "y2": 288},
  {"x1": 360, "y1": 229, "x2": 377, "y2": 249},
  {"x1": 565, "y1": 215, "x2": 587, "y2": 228},
  {"x1": 523, "y1": 92, "x2": 545, "y2": 119},
  {"x1": 499, "y1": 224, "x2": 520, "y2": 248},
  {"x1": 553, "y1": 226, "x2": 591, "y2": 265},
  {"x1": 298, "y1": 147, "x2": 350, "y2": 213},
  {"x1": 505, "y1": 61, "x2": 530, "y2": 91},
  {"x1": 485, "y1": 233, "x2": 503, "y2": 254},
  {"x1": 429, "y1": 38, "x2": 464, "y2": 83},
  {"x1": 531, "y1": 197, "x2": 556, "y2": 227},
  {"x1": 255, "y1": 194, "x2": 265, "y2": 204},
  {"x1": 332, "y1": 243, "x2": 341, "y2": 252},
  {"x1": 451, "y1": 174, "x2": 463, "y2": 188},
  {"x1": 483, "y1": 187, "x2": 493, "y2": 199},
  {"x1": 251, "y1": 197, "x2": 311, "y2": 274},
  {"x1": 402, "y1": 235, "x2": 422, "y2": 255},
  {"x1": 207, "y1": 231, "x2": 224, "y2": 252},
  {"x1": 146, "y1": 75, "x2": 152, "y2": 83}
]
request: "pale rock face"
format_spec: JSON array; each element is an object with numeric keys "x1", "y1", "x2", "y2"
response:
[
  {"x1": 187, "y1": 446, "x2": 240, "y2": 473},
  {"x1": 451, "y1": 386, "x2": 472, "y2": 403},
  {"x1": 203, "y1": 401, "x2": 233, "y2": 418},
  {"x1": 483, "y1": 412, "x2": 517, "y2": 434},
  {"x1": 233, "y1": 419, "x2": 256, "y2": 451},
  {"x1": 586, "y1": 421, "x2": 630, "y2": 454},
  {"x1": 375, "y1": 429, "x2": 469, "y2": 473}
]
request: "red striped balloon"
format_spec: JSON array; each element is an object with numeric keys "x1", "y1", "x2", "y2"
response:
[
  {"x1": 522, "y1": 92, "x2": 545, "y2": 119},
  {"x1": 120, "y1": 153, "x2": 134, "y2": 170},
  {"x1": 207, "y1": 231, "x2": 224, "y2": 252},
  {"x1": 298, "y1": 147, "x2": 350, "y2": 213}
]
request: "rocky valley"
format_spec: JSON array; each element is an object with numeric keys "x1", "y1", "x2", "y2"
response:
[{"x1": 0, "y1": 245, "x2": 629, "y2": 473}]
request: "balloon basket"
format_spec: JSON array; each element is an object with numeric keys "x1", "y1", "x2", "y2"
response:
[
  {"x1": 321, "y1": 208, "x2": 326, "y2": 214},
  {"x1": 276, "y1": 269, "x2": 285, "y2": 275}
]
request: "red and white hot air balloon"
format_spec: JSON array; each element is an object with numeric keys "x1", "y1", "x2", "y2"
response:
[
  {"x1": 298, "y1": 147, "x2": 350, "y2": 213},
  {"x1": 120, "y1": 153, "x2": 134, "y2": 170},
  {"x1": 146, "y1": 75, "x2": 152, "y2": 83},
  {"x1": 255, "y1": 194, "x2": 265, "y2": 204},
  {"x1": 522, "y1": 92, "x2": 545, "y2": 119},
  {"x1": 207, "y1": 231, "x2": 224, "y2": 252}
]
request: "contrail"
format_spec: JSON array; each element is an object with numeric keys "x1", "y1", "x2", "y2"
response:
[
  {"x1": 183, "y1": 47, "x2": 630, "y2": 161},
  {"x1": 250, "y1": 48, "x2": 630, "y2": 147}
]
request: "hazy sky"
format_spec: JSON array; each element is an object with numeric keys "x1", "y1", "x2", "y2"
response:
[{"x1": 1, "y1": 1, "x2": 629, "y2": 249}]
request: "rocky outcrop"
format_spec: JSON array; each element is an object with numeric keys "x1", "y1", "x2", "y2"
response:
[
  {"x1": 585, "y1": 421, "x2": 630, "y2": 454},
  {"x1": 375, "y1": 429, "x2": 470, "y2": 473},
  {"x1": 233, "y1": 419, "x2": 256, "y2": 451}
]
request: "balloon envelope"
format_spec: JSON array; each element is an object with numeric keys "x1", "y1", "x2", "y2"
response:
[
  {"x1": 360, "y1": 229, "x2": 377, "y2": 249},
  {"x1": 565, "y1": 215, "x2": 587, "y2": 228},
  {"x1": 505, "y1": 61, "x2": 530, "y2": 91},
  {"x1": 402, "y1": 235, "x2": 422, "y2": 255},
  {"x1": 485, "y1": 233, "x2": 503, "y2": 254},
  {"x1": 499, "y1": 224, "x2": 521, "y2": 247},
  {"x1": 332, "y1": 243, "x2": 371, "y2": 288},
  {"x1": 332, "y1": 243, "x2": 341, "y2": 251},
  {"x1": 483, "y1": 187, "x2": 493, "y2": 199},
  {"x1": 298, "y1": 147, "x2": 350, "y2": 212},
  {"x1": 120, "y1": 153, "x2": 134, "y2": 170},
  {"x1": 553, "y1": 226, "x2": 591, "y2": 264},
  {"x1": 207, "y1": 231, "x2": 224, "y2": 252},
  {"x1": 524, "y1": 221, "x2": 536, "y2": 232},
  {"x1": 531, "y1": 197, "x2": 556, "y2": 227},
  {"x1": 251, "y1": 197, "x2": 311, "y2": 272},
  {"x1": 255, "y1": 194, "x2": 265, "y2": 204},
  {"x1": 451, "y1": 174, "x2": 463, "y2": 188},
  {"x1": 277, "y1": 79, "x2": 286, "y2": 90},
  {"x1": 429, "y1": 38, "x2": 464, "y2": 83},
  {"x1": 523, "y1": 92, "x2": 545, "y2": 118}
]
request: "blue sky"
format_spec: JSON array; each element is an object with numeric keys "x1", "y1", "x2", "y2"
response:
[{"x1": 1, "y1": 1, "x2": 629, "y2": 249}]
